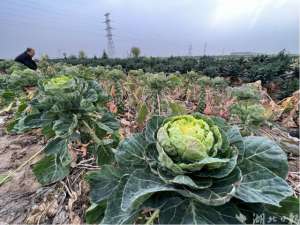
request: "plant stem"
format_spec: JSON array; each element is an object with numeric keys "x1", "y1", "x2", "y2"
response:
[
  {"x1": 157, "y1": 93, "x2": 161, "y2": 115},
  {"x1": 0, "y1": 147, "x2": 44, "y2": 185},
  {"x1": 145, "y1": 209, "x2": 160, "y2": 225},
  {"x1": 82, "y1": 120, "x2": 102, "y2": 145}
]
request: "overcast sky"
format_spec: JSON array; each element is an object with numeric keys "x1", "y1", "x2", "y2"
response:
[{"x1": 0, "y1": 0, "x2": 299, "y2": 58}]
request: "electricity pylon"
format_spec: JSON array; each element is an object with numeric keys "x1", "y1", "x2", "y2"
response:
[
  {"x1": 104, "y1": 13, "x2": 115, "y2": 57},
  {"x1": 188, "y1": 44, "x2": 192, "y2": 56}
]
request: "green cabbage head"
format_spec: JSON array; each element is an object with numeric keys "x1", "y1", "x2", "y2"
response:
[
  {"x1": 157, "y1": 115, "x2": 222, "y2": 162},
  {"x1": 156, "y1": 114, "x2": 232, "y2": 173},
  {"x1": 43, "y1": 75, "x2": 75, "y2": 92}
]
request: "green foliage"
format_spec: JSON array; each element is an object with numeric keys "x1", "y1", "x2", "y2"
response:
[
  {"x1": 86, "y1": 114, "x2": 294, "y2": 224},
  {"x1": 0, "y1": 60, "x2": 18, "y2": 73},
  {"x1": 197, "y1": 85, "x2": 206, "y2": 113},
  {"x1": 50, "y1": 51, "x2": 297, "y2": 99},
  {"x1": 203, "y1": 65, "x2": 219, "y2": 77},
  {"x1": 101, "y1": 50, "x2": 108, "y2": 59},
  {"x1": 6, "y1": 62, "x2": 27, "y2": 74},
  {"x1": 275, "y1": 78, "x2": 299, "y2": 99},
  {"x1": 185, "y1": 70, "x2": 199, "y2": 82},
  {"x1": 167, "y1": 100, "x2": 186, "y2": 115},
  {"x1": 211, "y1": 76, "x2": 229, "y2": 89},
  {"x1": 136, "y1": 102, "x2": 149, "y2": 125},
  {"x1": 0, "y1": 68, "x2": 40, "y2": 108},
  {"x1": 146, "y1": 72, "x2": 168, "y2": 93},
  {"x1": 229, "y1": 84, "x2": 267, "y2": 132},
  {"x1": 246, "y1": 50, "x2": 292, "y2": 84},
  {"x1": 8, "y1": 68, "x2": 40, "y2": 88},
  {"x1": 197, "y1": 75, "x2": 211, "y2": 86},
  {"x1": 128, "y1": 69, "x2": 144, "y2": 77},
  {"x1": 107, "y1": 69, "x2": 125, "y2": 81},
  {"x1": 79, "y1": 50, "x2": 87, "y2": 59},
  {"x1": 230, "y1": 103, "x2": 266, "y2": 127},
  {"x1": 166, "y1": 74, "x2": 184, "y2": 88},
  {"x1": 230, "y1": 84, "x2": 261, "y2": 101}
]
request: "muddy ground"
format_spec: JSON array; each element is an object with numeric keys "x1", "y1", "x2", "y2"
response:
[
  {"x1": 0, "y1": 126, "x2": 89, "y2": 224},
  {"x1": 0, "y1": 124, "x2": 299, "y2": 224},
  {"x1": 0, "y1": 128, "x2": 43, "y2": 224}
]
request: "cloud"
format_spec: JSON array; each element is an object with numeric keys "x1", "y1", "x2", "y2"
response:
[{"x1": 211, "y1": 0, "x2": 273, "y2": 28}]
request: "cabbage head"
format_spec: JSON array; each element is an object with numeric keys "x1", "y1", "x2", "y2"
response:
[
  {"x1": 43, "y1": 75, "x2": 75, "y2": 92},
  {"x1": 157, "y1": 115, "x2": 221, "y2": 162},
  {"x1": 155, "y1": 114, "x2": 236, "y2": 175}
]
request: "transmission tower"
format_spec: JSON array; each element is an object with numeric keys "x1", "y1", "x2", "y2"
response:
[
  {"x1": 104, "y1": 13, "x2": 115, "y2": 57},
  {"x1": 188, "y1": 44, "x2": 192, "y2": 56},
  {"x1": 203, "y1": 42, "x2": 207, "y2": 56}
]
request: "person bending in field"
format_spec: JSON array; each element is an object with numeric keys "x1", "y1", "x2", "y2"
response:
[{"x1": 15, "y1": 48, "x2": 37, "y2": 70}]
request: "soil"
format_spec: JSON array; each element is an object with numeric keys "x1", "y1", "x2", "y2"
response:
[
  {"x1": 0, "y1": 130, "x2": 43, "y2": 224},
  {"x1": 0, "y1": 126, "x2": 90, "y2": 224}
]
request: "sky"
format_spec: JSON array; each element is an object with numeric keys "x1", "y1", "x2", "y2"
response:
[{"x1": 0, "y1": 0, "x2": 299, "y2": 58}]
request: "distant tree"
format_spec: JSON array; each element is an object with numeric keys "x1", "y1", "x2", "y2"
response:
[
  {"x1": 63, "y1": 52, "x2": 67, "y2": 59},
  {"x1": 78, "y1": 50, "x2": 87, "y2": 59},
  {"x1": 69, "y1": 54, "x2": 77, "y2": 59},
  {"x1": 101, "y1": 50, "x2": 108, "y2": 59},
  {"x1": 130, "y1": 47, "x2": 141, "y2": 58},
  {"x1": 93, "y1": 55, "x2": 98, "y2": 60}
]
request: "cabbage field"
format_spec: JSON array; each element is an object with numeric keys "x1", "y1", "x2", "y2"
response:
[{"x1": 0, "y1": 55, "x2": 299, "y2": 224}]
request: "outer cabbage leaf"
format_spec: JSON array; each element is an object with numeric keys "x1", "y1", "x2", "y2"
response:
[
  {"x1": 101, "y1": 178, "x2": 140, "y2": 225},
  {"x1": 144, "y1": 195, "x2": 245, "y2": 224},
  {"x1": 241, "y1": 136, "x2": 289, "y2": 178},
  {"x1": 234, "y1": 160, "x2": 293, "y2": 206},
  {"x1": 144, "y1": 115, "x2": 165, "y2": 143},
  {"x1": 226, "y1": 126, "x2": 245, "y2": 157},
  {"x1": 194, "y1": 148, "x2": 238, "y2": 178},
  {"x1": 265, "y1": 196, "x2": 300, "y2": 224},
  {"x1": 85, "y1": 165, "x2": 122, "y2": 203},
  {"x1": 121, "y1": 167, "x2": 241, "y2": 210},
  {"x1": 115, "y1": 133, "x2": 152, "y2": 170},
  {"x1": 85, "y1": 202, "x2": 106, "y2": 224},
  {"x1": 32, "y1": 138, "x2": 71, "y2": 185}
]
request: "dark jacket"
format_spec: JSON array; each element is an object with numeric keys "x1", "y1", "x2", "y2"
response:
[{"x1": 15, "y1": 52, "x2": 37, "y2": 70}]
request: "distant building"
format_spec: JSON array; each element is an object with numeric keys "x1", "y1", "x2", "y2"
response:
[{"x1": 230, "y1": 52, "x2": 259, "y2": 56}]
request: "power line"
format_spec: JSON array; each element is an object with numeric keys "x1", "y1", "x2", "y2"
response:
[{"x1": 104, "y1": 13, "x2": 115, "y2": 57}]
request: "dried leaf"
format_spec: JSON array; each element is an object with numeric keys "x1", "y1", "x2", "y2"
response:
[
  {"x1": 110, "y1": 85, "x2": 116, "y2": 97},
  {"x1": 120, "y1": 118, "x2": 131, "y2": 126},
  {"x1": 107, "y1": 101, "x2": 117, "y2": 113}
]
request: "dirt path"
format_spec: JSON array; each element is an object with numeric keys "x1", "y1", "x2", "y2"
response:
[{"x1": 0, "y1": 130, "x2": 43, "y2": 224}]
